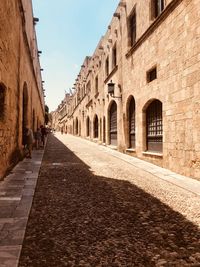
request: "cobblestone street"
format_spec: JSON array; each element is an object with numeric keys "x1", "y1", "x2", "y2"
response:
[{"x1": 17, "y1": 133, "x2": 200, "y2": 267}]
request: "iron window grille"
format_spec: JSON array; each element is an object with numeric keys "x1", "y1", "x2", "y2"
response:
[
  {"x1": 146, "y1": 100, "x2": 163, "y2": 152},
  {"x1": 129, "y1": 99, "x2": 136, "y2": 148}
]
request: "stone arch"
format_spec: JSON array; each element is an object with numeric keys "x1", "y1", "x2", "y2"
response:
[{"x1": 93, "y1": 114, "x2": 98, "y2": 139}]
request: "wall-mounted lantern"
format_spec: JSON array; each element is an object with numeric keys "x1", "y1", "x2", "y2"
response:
[
  {"x1": 107, "y1": 81, "x2": 122, "y2": 99},
  {"x1": 108, "y1": 80, "x2": 115, "y2": 95},
  {"x1": 33, "y1": 17, "x2": 39, "y2": 25}
]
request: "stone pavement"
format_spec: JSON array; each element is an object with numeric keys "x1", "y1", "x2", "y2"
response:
[
  {"x1": 1, "y1": 134, "x2": 200, "y2": 266},
  {"x1": 101, "y1": 144, "x2": 200, "y2": 197},
  {"x1": 0, "y1": 150, "x2": 43, "y2": 267},
  {"x1": 59, "y1": 133, "x2": 200, "y2": 197}
]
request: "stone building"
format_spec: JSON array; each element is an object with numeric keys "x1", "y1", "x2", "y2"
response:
[
  {"x1": 54, "y1": 0, "x2": 200, "y2": 180},
  {"x1": 0, "y1": 0, "x2": 45, "y2": 179},
  {"x1": 51, "y1": 93, "x2": 73, "y2": 133}
]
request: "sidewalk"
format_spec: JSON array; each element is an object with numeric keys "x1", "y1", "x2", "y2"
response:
[
  {"x1": 98, "y1": 142, "x2": 200, "y2": 197},
  {"x1": 0, "y1": 150, "x2": 43, "y2": 267}
]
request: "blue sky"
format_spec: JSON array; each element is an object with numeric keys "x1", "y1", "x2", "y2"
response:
[{"x1": 32, "y1": 0, "x2": 119, "y2": 111}]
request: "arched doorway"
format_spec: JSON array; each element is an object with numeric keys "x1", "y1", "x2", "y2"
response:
[
  {"x1": 22, "y1": 83, "x2": 28, "y2": 145},
  {"x1": 109, "y1": 101, "x2": 117, "y2": 146},
  {"x1": 94, "y1": 115, "x2": 98, "y2": 138},
  {"x1": 75, "y1": 118, "x2": 78, "y2": 135}
]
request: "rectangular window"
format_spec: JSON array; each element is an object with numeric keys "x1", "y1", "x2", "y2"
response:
[
  {"x1": 147, "y1": 67, "x2": 157, "y2": 83},
  {"x1": 105, "y1": 57, "x2": 109, "y2": 77},
  {"x1": 95, "y1": 76, "x2": 98, "y2": 94},
  {"x1": 112, "y1": 44, "x2": 117, "y2": 69},
  {"x1": 151, "y1": 0, "x2": 164, "y2": 19},
  {"x1": 128, "y1": 10, "x2": 136, "y2": 47}
]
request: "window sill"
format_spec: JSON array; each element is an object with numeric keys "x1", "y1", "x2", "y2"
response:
[
  {"x1": 126, "y1": 148, "x2": 136, "y2": 153},
  {"x1": 142, "y1": 151, "x2": 163, "y2": 157}
]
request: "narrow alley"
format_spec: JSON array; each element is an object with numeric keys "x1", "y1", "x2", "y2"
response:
[{"x1": 13, "y1": 133, "x2": 200, "y2": 267}]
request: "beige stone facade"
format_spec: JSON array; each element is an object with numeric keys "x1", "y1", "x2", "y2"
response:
[
  {"x1": 0, "y1": 0, "x2": 45, "y2": 179},
  {"x1": 53, "y1": 0, "x2": 200, "y2": 180}
]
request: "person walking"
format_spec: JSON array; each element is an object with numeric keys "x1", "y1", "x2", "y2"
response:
[
  {"x1": 26, "y1": 127, "x2": 34, "y2": 158},
  {"x1": 34, "y1": 128, "x2": 42, "y2": 149},
  {"x1": 40, "y1": 125, "x2": 47, "y2": 147}
]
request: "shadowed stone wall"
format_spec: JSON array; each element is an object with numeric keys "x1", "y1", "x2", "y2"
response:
[{"x1": 0, "y1": 0, "x2": 45, "y2": 179}]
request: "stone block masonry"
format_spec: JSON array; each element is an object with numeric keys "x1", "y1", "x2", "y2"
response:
[
  {"x1": 0, "y1": 0, "x2": 45, "y2": 179},
  {"x1": 53, "y1": 0, "x2": 200, "y2": 181}
]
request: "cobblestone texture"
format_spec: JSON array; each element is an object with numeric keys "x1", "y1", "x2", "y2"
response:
[{"x1": 19, "y1": 134, "x2": 200, "y2": 267}]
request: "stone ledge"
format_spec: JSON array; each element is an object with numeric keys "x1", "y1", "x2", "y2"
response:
[
  {"x1": 142, "y1": 151, "x2": 163, "y2": 158},
  {"x1": 126, "y1": 148, "x2": 136, "y2": 153}
]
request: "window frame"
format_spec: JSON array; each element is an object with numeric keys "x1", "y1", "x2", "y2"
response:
[
  {"x1": 146, "y1": 100, "x2": 163, "y2": 153},
  {"x1": 147, "y1": 66, "x2": 157, "y2": 83},
  {"x1": 112, "y1": 43, "x2": 117, "y2": 69},
  {"x1": 128, "y1": 7, "x2": 137, "y2": 47},
  {"x1": 105, "y1": 56, "x2": 109, "y2": 77},
  {"x1": 151, "y1": 0, "x2": 165, "y2": 20}
]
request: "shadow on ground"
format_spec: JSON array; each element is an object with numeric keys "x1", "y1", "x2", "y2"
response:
[{"x1": 19, "y1": 134, "x2": 200, "y2": 267}]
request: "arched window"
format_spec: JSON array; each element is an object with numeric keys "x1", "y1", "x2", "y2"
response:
[
  {"x1": 94, "y1": 115, "x2": 98, "y2": 138},
  {"x1": 0, "y1": 83, "x2": 6, "y2": 121},
  {"x1": 109, "y1": 101, "x2": 117, "y2": 146},
  {"x1": 75, "y1": 118, "x2": 78, "y2": 135},
  {"x1": 127, "y1": 97, "x2": 135, "y2": 148},
  {"x1": 146, "y1": 100, "x2": 162, "y2": 152},
  {"x1": 86, "y1": 116, "x2": 90, "y2": 137}
]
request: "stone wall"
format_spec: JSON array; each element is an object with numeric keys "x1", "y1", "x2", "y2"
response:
[
  {"x1": 0, "y1": 0, "x2": 45, "y2": 179},
  {"x1": 53, "y1": 0, "x2": 200, "y2": 180}
]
